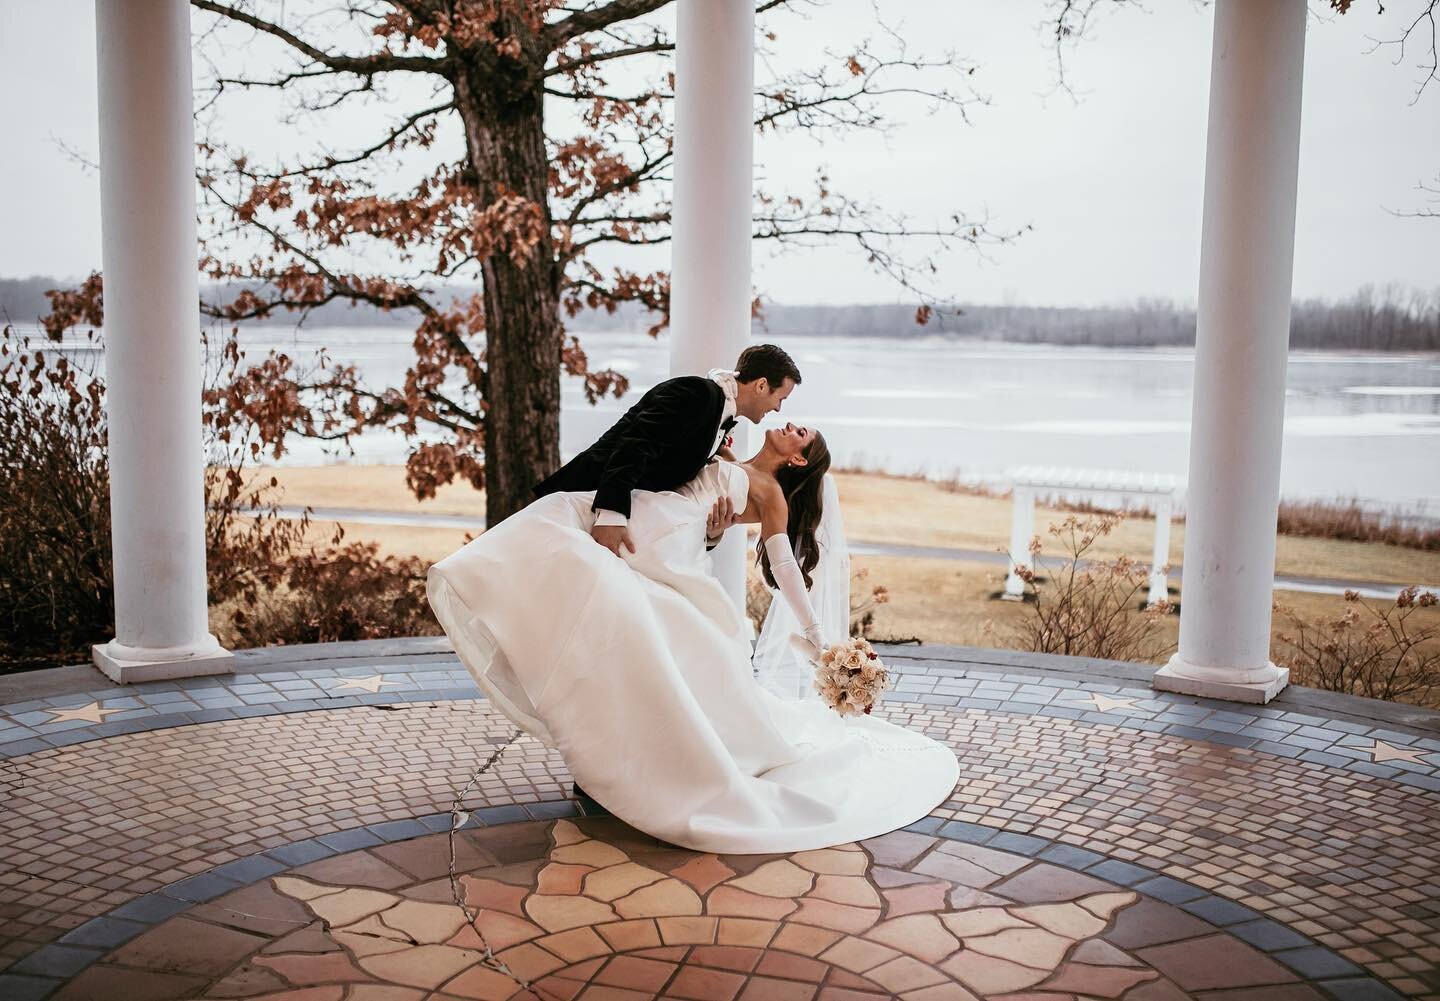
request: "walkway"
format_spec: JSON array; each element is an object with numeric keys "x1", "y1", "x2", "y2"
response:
[{"x1": 0, "y1": 639, "x2": 1437, "y2": 1001}]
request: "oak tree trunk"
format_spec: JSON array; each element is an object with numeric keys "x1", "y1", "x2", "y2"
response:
[{"x1": 453, "y1": 35, "x2": 563, "y2": 528}]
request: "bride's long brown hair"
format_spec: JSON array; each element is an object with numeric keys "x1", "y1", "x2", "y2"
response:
[{"x1": 757, "y1": 431, "x2": 832, "y2": 590}]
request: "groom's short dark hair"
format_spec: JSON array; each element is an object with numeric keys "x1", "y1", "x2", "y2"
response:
[{"x1": 736, "y1": 344, "x2": 801, "y2": 387}]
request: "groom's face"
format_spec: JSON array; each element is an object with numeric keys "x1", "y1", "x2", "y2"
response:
[{"x1": 739, "y1": 376, "x2": 797, "y2": 423}]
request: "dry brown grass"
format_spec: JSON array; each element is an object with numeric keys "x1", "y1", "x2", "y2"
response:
[
  {"x1": 265, "y1": 464, "x2": 1440, "y2": 587},
  {"x1": 1278, "y1": 499, "x2": 1439, "y2": 551}
]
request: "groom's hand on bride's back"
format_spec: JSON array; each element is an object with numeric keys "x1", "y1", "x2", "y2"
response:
[{"x1": 592, "y1": 524, "x2": 636, "y2": 557}]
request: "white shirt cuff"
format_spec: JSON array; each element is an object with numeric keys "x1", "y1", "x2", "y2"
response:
[{"x1": 594, "y1": 509, "x2": 629, "y2": 528}]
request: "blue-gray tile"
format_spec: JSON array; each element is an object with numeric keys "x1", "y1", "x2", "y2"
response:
[
  {"x1": 1181, "y1": 896, "x2": 1260, "y2": 926},
  {"x1": 266, "y1": 839, "x2": 339, "y2": 867},
  {"x1": 0, "y1": 973, "x2": 63, "y2": 1001},
  {"x1": 1229, "y1": 918, "x2": 1312, "y2": 952},
  {"x1": 1038, "y1": 844, "x2": 1107, "y2": 870},
  {"x1": 1274, "y1": 946, "x2": 1361, "y2": 978},
  {"x1": 210, "y1": 855, "x2": 289, "y2": 883},
  {"x1": 1086, "y1": 859, "x2": 1153, "y2": 886},
  {"x1": 9, "y1": 943, "x2": 105, "y2": 977},
  {"x1": 163, "y1": 872, "x2": 243, "y2": 903},
  {"x1": 317, "y1": 827, "x2": 384, "y2": 852},
  {"x1": 1134, "y1": 875, "x2": 1207, "y2": 903},
  {"x1": 58, "y1": 916, "x2": 150, "y2": 949},
  {"x1": 1314, "y1": 976, "x2": 1407, "y2": 1000},
  {"x1": 108, "y1": 893, "x2": 192, "y2": 923}
]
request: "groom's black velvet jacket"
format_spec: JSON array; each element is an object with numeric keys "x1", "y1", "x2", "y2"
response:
[{"x1": 533, "y1": 375, "x2": 727, "y2": 519}]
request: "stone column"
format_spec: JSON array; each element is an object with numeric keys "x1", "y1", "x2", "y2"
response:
[
  {"x1": 670, "y1": 0, "x2": 755, "y2": 611},
  {"x1": 1153, "y1": 0, "x2": 1306, "y2": 703},
  {"x1": 92, "y1": 0, "x2": 231, "y2": 682}
]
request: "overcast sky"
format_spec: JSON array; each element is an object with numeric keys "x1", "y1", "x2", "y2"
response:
[{"x1": 2, "y1": 0, "x2": 1437, "y2": 308}]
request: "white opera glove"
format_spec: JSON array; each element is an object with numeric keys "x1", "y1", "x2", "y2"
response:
[{"x1": 763, "y1": 534, "x2": 824, "y2": 656}]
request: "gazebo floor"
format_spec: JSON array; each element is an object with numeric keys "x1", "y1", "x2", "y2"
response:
[{"x1": 0, "y1": 640, "x2": 1436, "y2": 1001}]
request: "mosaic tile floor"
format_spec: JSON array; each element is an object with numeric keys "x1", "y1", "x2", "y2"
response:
[{"x1": 0, "y1": 639, "x2": 1437, "y2": 1001}]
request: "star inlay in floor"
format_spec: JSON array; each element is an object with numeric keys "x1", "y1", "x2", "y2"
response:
[
  {"x1": 330, "y1": 674, "x2": 406, "y2": 694},
  {"x1": 41, "y1": 701, "x2": 125, "y2": 725}
]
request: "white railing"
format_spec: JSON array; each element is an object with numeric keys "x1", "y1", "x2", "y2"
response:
[{"x1": 1003, "y1": 466, "x2": 1182, "y2": 607}]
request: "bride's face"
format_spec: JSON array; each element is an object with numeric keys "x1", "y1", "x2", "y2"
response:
[{"x1": 767, "y1": 423, "x2": 815, "y2": 465}]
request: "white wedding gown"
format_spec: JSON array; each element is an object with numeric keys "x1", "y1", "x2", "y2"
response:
[{"x1": 427, "y1": 461, "x2": 959, "y2": 854}]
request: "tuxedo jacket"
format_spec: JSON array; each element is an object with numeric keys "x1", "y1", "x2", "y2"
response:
[{"x1": 533, "y1": 375, "x2": 730, "y2": 519}]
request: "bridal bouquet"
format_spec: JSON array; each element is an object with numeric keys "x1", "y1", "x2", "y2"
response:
[{"x1": 813, "y1": 637, "x2": 890, "y2": 716}]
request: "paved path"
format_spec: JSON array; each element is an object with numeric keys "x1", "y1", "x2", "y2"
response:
[{"x1": 0, "y1": 639, "x2": 1437, "y2": 999}]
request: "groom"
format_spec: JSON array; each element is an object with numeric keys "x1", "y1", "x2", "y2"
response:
[{"x1": 534, "y1": 343, "x2": 803, "y2": 556}]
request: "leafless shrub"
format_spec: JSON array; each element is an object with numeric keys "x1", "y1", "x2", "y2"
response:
[
  {"x1": 1010, "y1": 513, "x2": 1176, "y2": 662},
  {"x1": 1274, "y1": 587, "x2": 1440, "y2": 708}
]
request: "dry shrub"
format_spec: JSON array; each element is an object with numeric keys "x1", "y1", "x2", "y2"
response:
[
  {"x1": 222, "y1": 542, "x2": 437, "y2": 647},
  {"x1": 0, "y1": 324, "x2": 113, "y2": 669},
  {"x1": 1, "y1": 300, "x2": 438, "y2": 671},
  {"x1": 1278, "y1": 499, "x2": 1439, "y2": 551},
  {"x1": 1010, "y1": 513, "x2": 1176, "y2": 662},
  {"x1": 1274, "y1": 586, "x2": 1440, "y2": 707},
  {"x1": 744, "y1": 559, "x2": 891, "y2": 640}
]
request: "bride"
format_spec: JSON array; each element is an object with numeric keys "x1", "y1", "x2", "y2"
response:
[{"x1": 427, "y1": 423, "x2": 959, "y2": 854}]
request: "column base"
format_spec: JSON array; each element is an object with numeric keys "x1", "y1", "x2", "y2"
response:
[
  {"x1": 1152, "y1": 655, "x2": 1289, "y2": 705},
  {"x1": 93, "y1": 636, "x2": 234, "y2": 684}
]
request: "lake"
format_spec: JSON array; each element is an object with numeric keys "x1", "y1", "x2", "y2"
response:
[{"x1": 57, "y1": 325, "x2": 1440, "y2": 515}]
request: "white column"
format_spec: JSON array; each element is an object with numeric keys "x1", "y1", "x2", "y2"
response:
[
  {"x1": 1148, "y1": 498, "x2": 1173, "y2": 607},
  {"x1": 1153, "y1": 0, "x2": 1305, "y2": 704},
  {"x1": 92, "y1": 0, "x2": 231, "y2": 682},
  {"x1": 1002, "y1": 487, "x2": 1035, "y2": 600},
  {"x1": 670, "y1": 0, "x2": 755, "y2": 611}
]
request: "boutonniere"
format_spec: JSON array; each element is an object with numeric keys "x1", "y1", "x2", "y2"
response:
[{"x1": 724, "y1": 433, "x2": 734, "y2": 450}]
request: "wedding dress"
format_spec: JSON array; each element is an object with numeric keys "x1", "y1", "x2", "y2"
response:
[{"x1": 427, "y1": 460, "x2": 959, "y2": 854}]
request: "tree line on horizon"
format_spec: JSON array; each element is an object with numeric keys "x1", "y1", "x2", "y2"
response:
[{"x1": 3, "y1": 276, "x2": 1438, "y2": 351}]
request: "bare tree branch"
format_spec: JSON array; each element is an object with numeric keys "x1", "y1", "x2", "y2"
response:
[
  {"x1": 545, "y1": 0, "x2": 672, "y2": 45},
  {"x1": 191, "y1": 1, "x2": 445, "y2": 75}
]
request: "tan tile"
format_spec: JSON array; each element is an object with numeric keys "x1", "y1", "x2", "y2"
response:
[
  {"x1": 791, "y1": 898, "x2": 881, "y2": 934},
  {"x1": 817, "y1": 936, "x2": 902, "y2": 973},
  {"x1": 717, "y1": 917, "x2": 780, "y2": 947},
  {"x1": 809, "y1": 875, "x2": 881, "y2": 909},
  {"x1": 584, "y1": 862, "x2": 668, "y2": 902},
  {"x1": 791, "y1": 848, "x2": 868, "y2": 876},
  {"x1": 537, "y1": 862, "x2": 594, "y2": 895},
  {"x1": 539, "y1": 926, "x2": 613, "y2": 962},
  {"x1": 613, "y1": 877, "x2": 703, "y2": 919},
  {"x1": 863, "y1": 954, "x2": 948, "y2": 993},
  {"x1": 494, "y1": 942, "x2": 566, "y2": 980},
  {"x1": 707, "y1": 886, "x2": 799, "y2": 921},
  {"x1": 670, "y1": 854, "x2": 736, "y2": 895},
  {"x1": 657, "y1": 915, "x2": 718, "y2": 945},
  {"x1": 440, "y1": 962, "x2": 525, "y2": 1000},
  {"x1": 459, "y1": 876, "x2": 532, "y2": 917},
  {"x1": 252, "y1": 949, "x2": 372, "y2": 985},
  {"x1": 448, "y1": 910, "x2": 546, "y2": 952},
  {"x1": 770, "y1": 923, "x2": 844, "y2": 957},
  {"x1": 895, "y1": 982, "x2": 981, "y2": 1001},
  {"x1": 525, "y1": 893, "x2": 619, "y2": 932},
  {"x1": 594, "y1": 954, "x2": 677, "y2": 992},
  {"x1": 358, "y1": 943, "x2": 487, "y2": 989},
  {"x1": 378, "y1": 899, "x2": 472, "y2": 944},
  {"x1": 939, "y1": 949, "x2": 1047, "y2": 995},
  {"x1": 551, "y1": 840, "x2": 630, "y2": 867},
  {"x1": 863, "y1": 914, "x2": 960, "y2": 963},
  {"x1": 597, "y1": 918, "x2": 662, "y2": 952},
  {"x1": 667, "y1": 964, "x2": 746, "y2": 1001}
]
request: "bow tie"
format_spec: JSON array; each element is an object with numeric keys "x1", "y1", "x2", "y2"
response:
[{"x1": 720, "y1": 417, "x2": 738, "y2": 433}]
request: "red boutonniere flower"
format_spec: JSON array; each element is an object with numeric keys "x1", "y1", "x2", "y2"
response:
[{"x1": 724, "y1": 433, "x2": 734, "y2": 450}]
